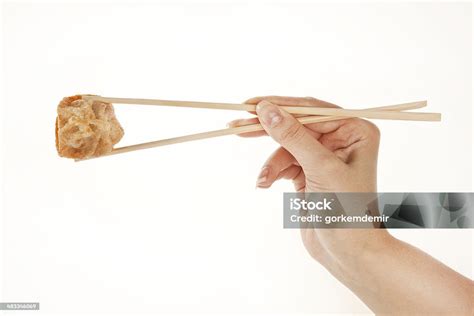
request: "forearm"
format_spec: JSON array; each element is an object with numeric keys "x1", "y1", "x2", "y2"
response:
[{"x1": 327, "y1": 232, "x2": 473, "y2": 315}]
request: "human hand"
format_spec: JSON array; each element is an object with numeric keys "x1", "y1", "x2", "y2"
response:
[
  {"x1": 229, "y1": 96, "x2": 388, "y2": 268},
  {"x1": 228, "y1": 96, "x2": 380, "y2": 192},
  {"x1": 229, "y1": 96, "x2": 474, "y2": 315}
]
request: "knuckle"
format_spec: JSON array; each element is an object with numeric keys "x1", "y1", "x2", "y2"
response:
[
  {"x1": 365, "y1": 121, "x2": 380, "y2": 140},
  {"x1": 303, "y1": 96, "x2": 319, "y2": 105},
  {"x1": 356, "y1": 119, "x2": 380, "y2": 142}
]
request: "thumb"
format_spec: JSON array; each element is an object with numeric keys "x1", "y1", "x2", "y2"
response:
[{"x1": 256, "y1": 100, "x2": 340, "y2": 170}]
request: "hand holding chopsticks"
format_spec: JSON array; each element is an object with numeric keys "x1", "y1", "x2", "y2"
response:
[
  {"x1": 77, "y1": 96, "x2": 440, "y2": 161},
  {"x1": 83, "y1": 96, "x2": 439, "y2": 122}
]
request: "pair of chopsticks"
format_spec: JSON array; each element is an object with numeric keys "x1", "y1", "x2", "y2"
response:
[{"x1": 78, "y1": 96, "x2": 440, "y2": 161}]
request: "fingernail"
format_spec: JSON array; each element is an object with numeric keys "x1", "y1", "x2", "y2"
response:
[
  {"x1": 256, "y1": 166, "x2": 269, "y2": 187},
  {"x1": 256, "y1": 101, "x2": 282, "y2": 128},
  {"x1": 226, "y1": 120, "x2": 239, "y2": 128}
]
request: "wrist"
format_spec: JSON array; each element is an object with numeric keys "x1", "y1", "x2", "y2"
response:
[{"x1": 324, "y1": 230, "x2": 394, "y2": 285}]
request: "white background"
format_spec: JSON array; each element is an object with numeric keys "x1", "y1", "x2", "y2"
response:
[{"x1": 1, "y1": 1, "x2": 472, "y2": 315}]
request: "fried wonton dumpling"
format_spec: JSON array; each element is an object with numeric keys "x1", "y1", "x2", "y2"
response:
[{"x1": 55, "y1": 95, "x2": 124, "y2": 159}]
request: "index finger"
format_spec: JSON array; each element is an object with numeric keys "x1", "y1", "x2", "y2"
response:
[{"x1": 244, "y1": 96, "x2": 341, "y2": 110}]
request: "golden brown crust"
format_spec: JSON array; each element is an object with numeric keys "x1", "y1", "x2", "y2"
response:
[
  {"x1": 55, "y1": 95, "x2": 124, "y2": 159},
  {"x1": 55, "y1": 117, "x2": 59, "y2": 152}
]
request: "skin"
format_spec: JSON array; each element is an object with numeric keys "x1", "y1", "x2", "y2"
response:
[{"x1": 228, "y1": 96, "x2": 474, "y2": 315}]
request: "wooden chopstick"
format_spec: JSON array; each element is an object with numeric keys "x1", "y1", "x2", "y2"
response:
[
  {"x1": 83, "y1": 96, "x2": 439, "y2": 122},
  {"x1": 76, "y1": 100, "x2": 432, "y2": 161},
  {"x1": 230, "y1": 100, "x2": 428, "y2": 127},
  {"x1": 82, "y1": 96, "x2": 260, "y2": 111}
]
